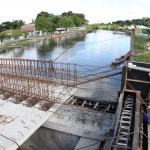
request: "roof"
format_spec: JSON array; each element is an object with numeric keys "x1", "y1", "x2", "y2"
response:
[{"x1": 21, "y1": 25, "x2": 34, "y2": 33}]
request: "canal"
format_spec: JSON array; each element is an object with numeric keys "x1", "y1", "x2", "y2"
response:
[{"x1": 0, "y1": 30, "x2": 130, "y2": 101}]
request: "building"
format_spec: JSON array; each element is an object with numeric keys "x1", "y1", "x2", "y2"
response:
[{"x1": 21, "y1": 24, "x2": 35, "y2": 37}]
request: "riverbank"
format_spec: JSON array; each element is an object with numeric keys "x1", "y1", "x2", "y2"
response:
[
  {"x1": 132, "y1": 35, "x2": 150, "y2": 63},
  {"x1": 0, "y1": 31, "x2": 87, "y2": 51}
]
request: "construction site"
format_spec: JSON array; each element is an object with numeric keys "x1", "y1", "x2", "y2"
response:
[{"x1": 0, "y1": 58, "x2": 150, "y2": 150}]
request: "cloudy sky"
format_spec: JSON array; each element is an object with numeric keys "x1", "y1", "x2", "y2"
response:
[{"x1": 0, "y1": 0, "x2": 149, "y2": 24}]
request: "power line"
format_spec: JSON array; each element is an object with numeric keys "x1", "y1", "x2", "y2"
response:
[{"x1": 53, "y1": 41, "x2": 78, "y2": 62}]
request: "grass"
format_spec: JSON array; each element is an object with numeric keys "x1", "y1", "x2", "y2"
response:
[
  {"x1": 0, "y1": 39, "x2": 33, "y2": 50},
  {"x1": 0, "y1": 45, "x2": 9, "y2": 50},
  {"x1": 134, "y1": 54, "x2": 150, "y2": 62},
  {"x1": 133, "y1": 35, "x2": 150, "y2": 63}
]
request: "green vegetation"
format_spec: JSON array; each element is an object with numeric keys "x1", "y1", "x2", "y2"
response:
[
  {"x1": 0, "y1": 11, "x2": 88, "y2": 45},
  {"x1": 12, "y1": 29, "x2": 22, "y2": 39},
  {"x1": 60, "y1": 16, "x2": 74, "y2": 31},
  {"x1": 12, "y1": 39, "x2": 31, "y2": 47},
  {"x1": 0, "y1": 45, "x2": 9, "y2": 51},
  {"x1": 134, "y1": 54, "x2": 150, "y2": 62},
  {"x1": 0, "y1": 38, "x2": 34, "y2": 50},
  {"x1": 34, "y1": 11, "x2": 88, "y2": 34},
  {"x1": 0, "y1": 20, "x2": 24, "y2": 32},
  {"x1": 88, "y1": 17, "x2": 150, "y2": 32},
  {"x1": 133, "y1": 35, "x2": 150, "y2": 62},
  {"x1": 111, "y1": 17, "x2": 150, "y2": 27},
  {"x1": 0, "y1": 29, "x2": 23, "y2": 43},
  {"x1": 88, "y1": 23, "x2": 129, "y2": 32}
]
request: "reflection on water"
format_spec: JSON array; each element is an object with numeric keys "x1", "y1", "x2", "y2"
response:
[
  {"x1": 0, "y1": 31, "x2": 130, "y2": 65},
  {"x1": 36, "y1": 34, "x2": 86, "y2": 59},
  {"x1": 0, "y1": 30, "x2": 130, "y2": 101}
]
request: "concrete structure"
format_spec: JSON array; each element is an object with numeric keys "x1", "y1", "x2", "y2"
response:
[
  {"x1": 0, "y1": 59, "x2": 150, "y2": 150},
  {"x1": 21, "y1": 127, "x2": 80, "y2": 150},
  {"x1": 0, "y1": 99, "x2": 56, "y2": 150},
  {"x1": 43, "y1": 105, "x2": 115, "y2": 140}
]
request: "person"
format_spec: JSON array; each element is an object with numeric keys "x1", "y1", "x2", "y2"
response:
[{"x1": 143, "y1": 111, "x2": 150, "y2": 124}]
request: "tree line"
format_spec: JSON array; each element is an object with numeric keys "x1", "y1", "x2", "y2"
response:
[
  {"x1": 0, "y1": 20, "x2": 25, "y2": 33},
  {"x1": 88, "y1": 17, "x2": 150, "y2": 33},
  {"x1": 0, "y1": 11, "x2": 88, "y2": 34},
  {"x1": 112, "y1": 17, "x2": 150, "y2": 27},
  {"x1": 0, "y1": 11, "x2": 88, "y2": 42}
]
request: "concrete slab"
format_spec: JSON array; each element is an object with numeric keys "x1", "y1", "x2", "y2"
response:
[
  {"x1": 0, "y1": 99, "x2": 60, "y2": 150},
  {"x1": 43, "y1": 105, "x2": 115, "y2": 140}
]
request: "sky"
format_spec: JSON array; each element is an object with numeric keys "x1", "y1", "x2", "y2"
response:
[{"x1": 0, "y1": 0, "x2": 150, "y2": 24}]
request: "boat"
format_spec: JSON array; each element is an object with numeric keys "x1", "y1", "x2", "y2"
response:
[{"x1": 112, "y1": 51, "x2": 130, "y2": 65}]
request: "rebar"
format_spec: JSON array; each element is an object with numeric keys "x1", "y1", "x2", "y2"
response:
[{"x1": 0, "y1": 58, "x2": 121, "y2": 110}]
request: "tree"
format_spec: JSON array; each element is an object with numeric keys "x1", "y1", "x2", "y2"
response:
[
  {"x1": 35, "y1": 16, "x2": 47, "y2": 33},
  {"x1": 72, "y1": 15, "x2": 83, "y2": 27},
  {"x1": 1, "y1": 21, "x2": 12, "y2": 30},
  {"x1": 0, "y1": 20, "x2": 25, "y2": 33},
  {"x1": 146, "y1": 29, "x2": 150, "y2": 36},
  {"x1": 60, "y1": 16, "x2": 74, "y2": 31},
  {"x1": 45, "y1": 21, "x2": 56, "y2": 35},
  {"x1": 35, "y1": 16, "x2": 56, "y2": 34},
  {"x1": 51, "y1": 15, "x2": 61, "y2": 27},
  {"x1": 11, "y1": 20, "x2": 25, "y2": 29},
  {"x1": 12, "y1": 29, "x2": 22, "y2": 39},
  {"x1": 61, "y1": 11, "x2": 88, "y2": 26},
  {"x1": 0, "y1": 25, "x2": 3, "y2": 32},
  {"x1": 36, "y1": 11, "x2": 50, "y2": 20},
  {"x1": 0, "y1": 33, "x2": 5, "y2": 43}
]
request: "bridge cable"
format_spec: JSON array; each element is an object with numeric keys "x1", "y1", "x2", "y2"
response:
[{"x1": 53, "y1": 41, "x2": 78, "y2": 62}]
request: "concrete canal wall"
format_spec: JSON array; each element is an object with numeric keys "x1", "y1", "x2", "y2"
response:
[{"x1": 20, "y1": 127, "x2": 80, "y2": 150}]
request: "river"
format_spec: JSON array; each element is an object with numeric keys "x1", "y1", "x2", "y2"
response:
[{"x1": 0, "y1": 30, "x2": 130, "y2": 101}]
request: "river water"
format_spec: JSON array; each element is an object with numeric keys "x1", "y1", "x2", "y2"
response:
[{"x1": 0, "y1": 30, "x2": 130, "y2": 101}]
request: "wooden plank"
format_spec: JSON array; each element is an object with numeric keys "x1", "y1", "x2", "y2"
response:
[
  {"x1": 147, "y1": 92, "x2": 150, "y2": 150},
  {"x1": 132, "y1": 94, "x2": 141, "y2": 150},
  {"x1": 125, "y1": 66, "x2": 128, "y2": 90},
  {"x1": 125, "y1": 89, "x2": 140, "y2": 93},
  {"x1": 103, "y1": 139, "x2": 112, "y2": 150},
  {"x1": 103, "y1": 129, "x2": 114, "y2": 150},
  {"x1": 126, "y1": 78, "x2": 150, "y2": 84}
]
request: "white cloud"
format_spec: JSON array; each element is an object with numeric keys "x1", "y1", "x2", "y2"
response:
[{"x1": 0, "y1": 0, "x2": 149, "y2": 24}]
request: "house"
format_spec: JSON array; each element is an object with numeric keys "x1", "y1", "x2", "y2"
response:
[{"x1": 21, "y1": 24, "x2": 35, "y2": 37}]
